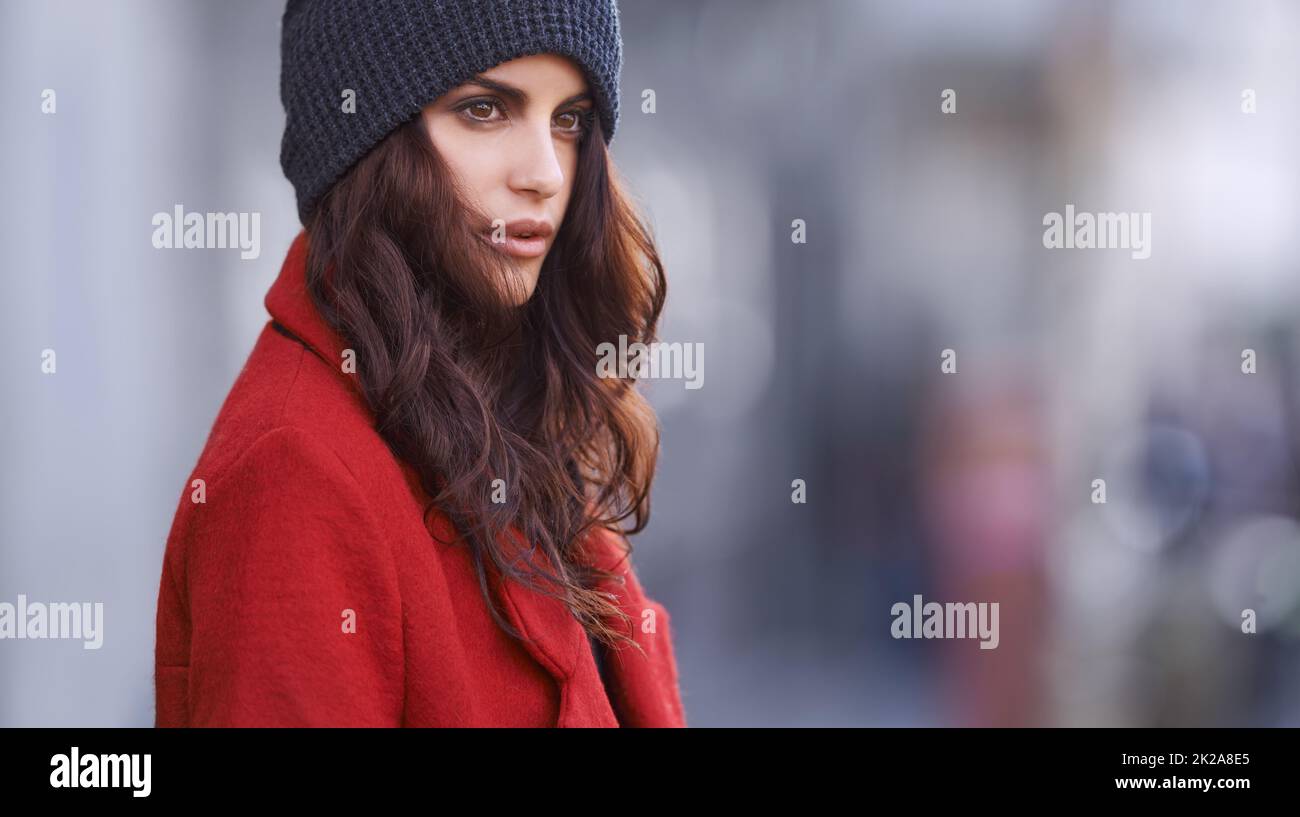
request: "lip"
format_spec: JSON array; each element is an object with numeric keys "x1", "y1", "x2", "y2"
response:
[{"x1": 484, "y1": 218, "x2": 555, "y2": 260}]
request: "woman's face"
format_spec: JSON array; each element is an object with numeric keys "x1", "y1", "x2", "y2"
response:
[{"x1": 422, "y1": 53, "x2": 594, "y2": 305}]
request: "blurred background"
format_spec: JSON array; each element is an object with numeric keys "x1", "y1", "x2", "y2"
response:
[{"x1": 4, "y1": 0, "x2": 1300, "y2": 726}]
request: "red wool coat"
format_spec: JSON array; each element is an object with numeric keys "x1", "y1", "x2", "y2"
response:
[{"x1": 154, "y1": 231, "x2": 687, "y2": 727}]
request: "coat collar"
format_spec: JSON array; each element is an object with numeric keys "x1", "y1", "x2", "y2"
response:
[
  {"x1": 265, "y1": 230, "x2": 354, "y2": 387},
  {"x1": 265, "y1": 231, "x2": 685, "y2": 727}
]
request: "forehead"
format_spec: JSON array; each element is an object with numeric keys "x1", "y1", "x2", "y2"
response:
[{"x1": 474, "y1": 53, "x2": 589, "y2": 95}]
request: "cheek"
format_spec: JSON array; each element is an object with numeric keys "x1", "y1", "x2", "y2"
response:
[
  {"x1": 556, "y1": 149, "x2": 580, "y2": 213},
  {"x1": 444, "y1": 151, "x2": 500, "y2": 210},
  {"x1": 426, "y1": 123, "x2": 500, "y2": 208}
]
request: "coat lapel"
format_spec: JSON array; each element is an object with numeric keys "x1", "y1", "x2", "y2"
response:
[
  {"x1": 493, "y1": 525, "x2": 687, "y2": 727},
  {"x1": 494, "y1": 554, "x2": 621, "y2": 728},
  {"x1": 576, "y1": 527, "x2": 688, "y2": 728}
]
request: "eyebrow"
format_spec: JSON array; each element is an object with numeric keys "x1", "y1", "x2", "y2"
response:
[{"x1": 462, "y1": 74, "x2": 592, "y2": 109}]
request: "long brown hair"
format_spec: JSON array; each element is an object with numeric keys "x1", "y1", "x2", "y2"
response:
[{"x1": 304, "y1": 111, "x2": 666, "y2": 652}]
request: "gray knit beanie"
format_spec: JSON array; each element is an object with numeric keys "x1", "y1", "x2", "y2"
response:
[{"x1": 280, "y1": 0, "x2": 623, "y2": 226}]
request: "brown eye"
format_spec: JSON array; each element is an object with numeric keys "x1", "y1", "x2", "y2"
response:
[
  {"x1": 555, "y1": 111, "x2": 579, "y2": 130},
  {"x1": 457, "y1": 98, "x2": 505, "y2": 124},
  {"x1": 466, "y1": 101, "x2": 496, "y2": 120}
]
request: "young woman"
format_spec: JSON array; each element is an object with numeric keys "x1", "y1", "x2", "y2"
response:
[{"x1": 154, "y1": 0, "x2": 686, "y2": 727}]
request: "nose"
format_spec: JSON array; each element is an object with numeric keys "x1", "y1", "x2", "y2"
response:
[{"x1": 505, "y1": 119, "x2": 565, "y2": 200}]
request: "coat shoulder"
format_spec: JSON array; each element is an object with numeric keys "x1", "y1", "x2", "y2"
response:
[
  {"x1": 188, "y1": 322, "x2": 388, "y2": 493},
  {"x1": 156, "y1": 323, "x2": 400, "y2": 685}
]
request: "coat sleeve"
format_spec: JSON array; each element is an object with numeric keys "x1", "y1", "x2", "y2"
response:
[{"x1": 181, "y1": 426, "x2": 404, "y2": 727}]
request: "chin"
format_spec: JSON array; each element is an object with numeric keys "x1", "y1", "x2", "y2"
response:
[
  {"x1": 504, "y1": 276, "x2": 540, "y2": 306},
  {"x1": 505, "y1": 265, "x2": 542, "y2": 304}
]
